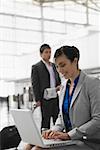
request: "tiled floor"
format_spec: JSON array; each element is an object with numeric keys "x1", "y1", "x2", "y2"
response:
[{"x1": 0, "y1": 101, "x2": 42, "y2": 150}]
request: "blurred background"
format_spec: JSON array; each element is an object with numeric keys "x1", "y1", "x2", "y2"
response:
[{"x1": 0, "y1": 0, "x2": 100, "y2": 97}]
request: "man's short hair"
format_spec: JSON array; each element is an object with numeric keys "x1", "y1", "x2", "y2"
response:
[{"x1": 40, "y1": 44, "x2": 51, "y2": 53}]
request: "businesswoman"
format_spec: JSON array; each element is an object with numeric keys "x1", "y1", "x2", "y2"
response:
[
  {"x1": 27, "y1": 45, "x2": 100, "y2": 150},
  {"x1": 31, "y1": 45, "x2": 100, "y2": 150}
]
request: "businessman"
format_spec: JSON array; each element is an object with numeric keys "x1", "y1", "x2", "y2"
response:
[{"x1": 31, "y1": 44, "x2": 61, "y2": 131}]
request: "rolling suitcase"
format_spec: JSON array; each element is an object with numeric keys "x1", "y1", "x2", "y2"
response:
[{"x1": 0, "y1": 125, "x2": 21, "y2": 149}]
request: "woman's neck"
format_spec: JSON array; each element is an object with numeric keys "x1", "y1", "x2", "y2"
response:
[{"x1": 70, "y1": 69, "x2": 80, "y2": 83}]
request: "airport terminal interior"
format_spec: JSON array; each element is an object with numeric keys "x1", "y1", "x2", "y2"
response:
[{"x1": 0, "y1": 0, "x2": 100, "y2": 149}]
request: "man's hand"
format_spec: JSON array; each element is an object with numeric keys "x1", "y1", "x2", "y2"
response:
[
  {"x1": 33, "y1": 101, "x2": 41, "y2": 110},
  {"x1": 36, "y1": 101, "x2": 41, "y2": 107},
  {"x1": 56, "y1": 85, "x2": 61, "y2": 92}
]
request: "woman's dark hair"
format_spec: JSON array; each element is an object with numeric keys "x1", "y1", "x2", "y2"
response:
[
  {"x1": 54, "y1": 45, "x2": 80, "y2": 62},
  {"x1": 40, "y1": 44, "x2": 51, "y2": 54}
]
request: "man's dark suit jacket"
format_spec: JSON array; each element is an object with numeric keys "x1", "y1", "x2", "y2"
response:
[{"x1": 31, "y1": 60, "x2": 61, "y2": 102}]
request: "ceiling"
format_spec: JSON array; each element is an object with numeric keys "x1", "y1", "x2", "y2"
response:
[{"x1": 33, "y1": 0, "x2": 100, "y2": 12}]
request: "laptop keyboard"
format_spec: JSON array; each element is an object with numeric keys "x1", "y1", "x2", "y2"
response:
[{"x1": 43, "y1": 138, "x2": 76, "y2": 147}]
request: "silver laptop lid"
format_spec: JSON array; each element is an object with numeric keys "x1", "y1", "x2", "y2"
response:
[{"x1": 11, "y1": 109, "x2": 44, "y2": 147}]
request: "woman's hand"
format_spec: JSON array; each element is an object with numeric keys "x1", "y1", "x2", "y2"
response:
[
  {"x1": 42, "y1": 130, "x2": 53, "y2": 139},
  {"x1": 52, "y1": 131, "x2": 71, "y2": 140},
  {"x1": 42, "y1": 130, "x2": 71, "y2": 141}
]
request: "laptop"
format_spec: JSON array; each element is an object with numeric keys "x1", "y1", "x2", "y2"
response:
[{"x1": 11, "y1": 109, "x2": 78, "y2": 148}]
